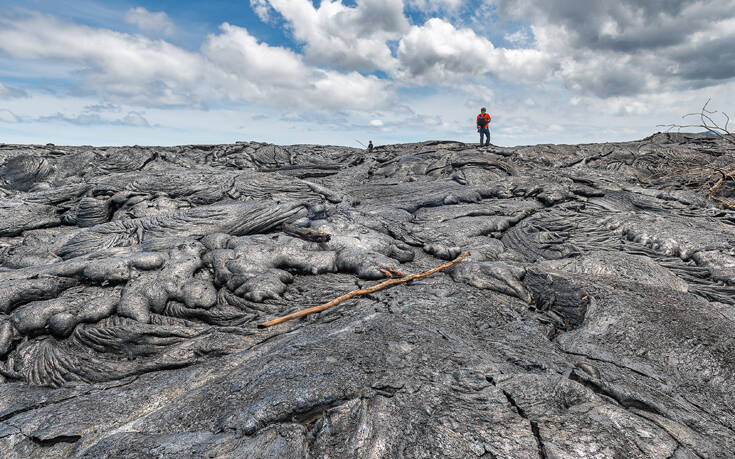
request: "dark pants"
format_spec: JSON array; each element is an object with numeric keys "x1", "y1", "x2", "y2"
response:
[{"x1": 479, "y1": 127, "x2": 490, "y2": 145}]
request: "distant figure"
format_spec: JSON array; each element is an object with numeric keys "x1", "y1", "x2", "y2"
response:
[
  {"x1": 368, "y1": 140, "x2": 374, "y2": 153},
  {"x1": 476, "y1": 107, "x2": 491, "y2": 146}
]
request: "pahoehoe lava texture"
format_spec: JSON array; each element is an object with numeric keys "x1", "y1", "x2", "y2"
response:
[{"x1": 0, "y1": 135, "x2": 733, "y2": 457}]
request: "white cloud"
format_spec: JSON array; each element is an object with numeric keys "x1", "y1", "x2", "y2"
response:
[
  {"x1": 250, "y1": 0, "x2": 272, "y2": 22},
  {"x1": 0, "y1": 14, "x2": 202, "y2": 106},
  {"x1": 504, "y1": 28, "x2": 532, "y2": 46},
  {"x1": 263, "y1": 0, "x2": 409, "y2": 73},
  {"x1": 2, "y1": 77, "x2": 735, "y2": 147},
  {"x1": 3, "y1": 3, "x2": 735, "y2": 148},
  {"x1": 202, "y1": 23, "x2": 391, "y2": 110},
  {"x1": 457, "y1": 82, "x2": 495, "y2": 110},
  {"x1": 406, "y1": 0, "x2": 464, "y2": 12},
  {"x1": 38, "y1": 110, "x2": 152, "y2": 126},
  {"x1": 0, "y1": 15, "x2": 391, "y2": 111},
  {"x1": 124, "y1": 7, "x2": 176, "y2": 36},
  {"x1": 397, "y1": 18, "x2": 491, "y2": 80},
  {"x1": 202, "y1": 23, "x2": 308, "y2": 89},
  {"x1": 489, "y1": 0, "x2": 735, "y2": 97},
  {"x1": 397, "y1": 18, "x2": 551, "y2": 84},
  {"x1": 0, "y1": 109, "x2": 20, "y2": 123}
]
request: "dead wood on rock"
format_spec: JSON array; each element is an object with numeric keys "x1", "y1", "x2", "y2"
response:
[
  {"x1": 655, "y1": 100, "x2": 735, "y2": 208},
  {"x1": 659, "y1": 99, "x2": 735, "y2": 147},
  {"x1": 259, "y1": 252, "x2": 470, "y2": 328}
]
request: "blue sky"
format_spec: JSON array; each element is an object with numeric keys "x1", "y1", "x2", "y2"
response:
[{"x1": 1, "y1": 0, "x2": 734, "y2": 147}]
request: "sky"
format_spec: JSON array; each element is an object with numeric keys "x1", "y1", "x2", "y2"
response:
[{"x1": 0, "y1": 0, "x2": 734, "y2": 147}]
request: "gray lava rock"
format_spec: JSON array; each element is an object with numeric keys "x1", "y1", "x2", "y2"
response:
[{"x1": 0, "y1": 135, "x2": 733, "y2": 457}]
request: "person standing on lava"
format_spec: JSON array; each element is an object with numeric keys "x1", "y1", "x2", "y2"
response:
[{"x1": 476, "y1": 107, "x2": 491, "y2": 146}]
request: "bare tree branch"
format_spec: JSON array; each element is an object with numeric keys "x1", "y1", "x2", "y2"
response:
[
  {"x1": 659, "y1": 99, "x2": 735, "y2": 147},
  {"x1": 653, "y1": 100, "x2": 735, "y2": 208}
]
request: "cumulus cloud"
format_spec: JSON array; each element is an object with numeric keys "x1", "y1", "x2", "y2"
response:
[
  {"x1": 556, "y1": 52, "x2": 663, "y2": 97},
  {"x1": 202, "y1": 23, "x2": 391, "y2": 109},
  {"x1": 0, "y1": 15, "x2": 391, "y2": 110},
  {"x1": 489, "y1": 0, "x2": 735, "y2": 97},
  {"x1": 124, "y1": 7, "x2": 176, "y2": 36},
  {"x1": 4, "y1": 0, "x2": 733, "y2": 145},
  {"x1": 0, "y1": 82, "x2": 27, "y2": 98},
  {"x1": 397, "y1": 18, "x2": 551, "y2": 84},
  {"x1": 259, "y1": 0, "x2": 409, "y2": 73},
  {"x1": 0, "y1": 14, "x2": 202, "y2": 106},
  {"x1": 202, "y1": 23, "x2": 308, "y2": 89},
  {"x1": 250, "y1": 0, "x2": 272, "y2": 22},
  {"x1": 490, "y1": 0, "x2": 716, "y2": 52}
]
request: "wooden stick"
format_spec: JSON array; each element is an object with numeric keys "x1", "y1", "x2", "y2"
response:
[{"x1": 258, "y1": 252, "x2": 470, "y2": 328}]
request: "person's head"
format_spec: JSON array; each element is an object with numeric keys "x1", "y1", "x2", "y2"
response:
[{"x1": 480, "y1": 107, "x2": 486, "y2": 113}]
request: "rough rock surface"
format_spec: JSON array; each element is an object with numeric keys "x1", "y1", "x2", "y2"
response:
[{"x1": 0, "y1": 135, "x2": 733, "y2": 457}]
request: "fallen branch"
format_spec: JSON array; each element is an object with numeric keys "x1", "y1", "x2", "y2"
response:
[{"x1": 258, "y1": 252, "x2": 470, "y2": 328}]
